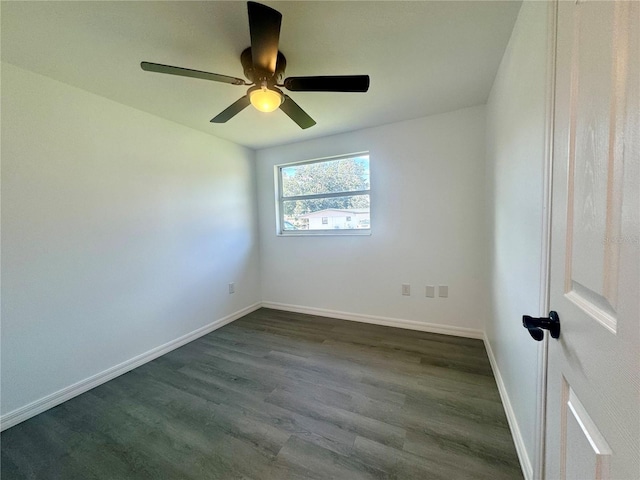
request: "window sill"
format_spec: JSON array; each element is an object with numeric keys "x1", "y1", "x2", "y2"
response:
[{"x1": 277, "y1": 229, "x2": 371, "y2": 237}]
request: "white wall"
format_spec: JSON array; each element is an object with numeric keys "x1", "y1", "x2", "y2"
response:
[
  {"x1": 1, "y1": 63, "x2": 260, "y2": 418},
  {"x1": 256, "y1": 106, "x2": 488, "y2": 334},
  {"x1": 485, "y1": 2, "x2": 551, "y2": 478}
]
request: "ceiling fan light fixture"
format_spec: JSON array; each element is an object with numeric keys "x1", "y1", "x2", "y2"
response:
[{"x1": 249, "y1": 85, "x2": 283, "y2": 113}]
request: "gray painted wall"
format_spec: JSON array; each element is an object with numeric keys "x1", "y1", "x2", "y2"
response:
[
  {"x1": 485, "y1": 2, "x2": 551, "y2": 477},
  {"x1": 1, "y1": 63, "x2": 261, "y2": 417},
  {"x1": 256, "y1": 106, "x2": 489, "y2": 334}
]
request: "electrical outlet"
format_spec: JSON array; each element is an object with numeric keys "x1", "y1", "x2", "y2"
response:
[
  {"x1": 438, "y1": 285, "x2": 448, "y2": 298},
  {"x1": 402, "y1": 284, "x2": 411, "y2": 296},
  {"x1": 228, "y1": 283, "x2": 235, "y2": 294},
  {"x1": 425, "y1": 285, "x2": 435, "y2": 298}
]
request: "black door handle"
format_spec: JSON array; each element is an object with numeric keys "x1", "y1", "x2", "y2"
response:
[{"x1": 522, "y1": 311, "x2": 560, "y2": 341}]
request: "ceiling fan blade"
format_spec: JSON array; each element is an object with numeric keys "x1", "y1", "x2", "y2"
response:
[
  {"x1": 247, "y1": 2, "x2": 282, "y2": 74},
  {"x1": 283, "y1": 75, "x2": 370, "y2": 92},
  {"x1": 279, "y1": 95, "x2": 316, "y2": 129},
  {"x1": 210, "y1": 96, "x2": 251, "y2": 123},
  {"x1": 141, "y1": 62, "x2": 247, "y2": 86}
]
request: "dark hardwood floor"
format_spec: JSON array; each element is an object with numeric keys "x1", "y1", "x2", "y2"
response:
[{"x1": 1, "y1": 308, "x2": 522, "y2": 479}]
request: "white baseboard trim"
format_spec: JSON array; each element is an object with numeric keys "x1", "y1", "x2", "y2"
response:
[
  {"x1": 0, "y1": 302, "x2": 261, "y2": 432},
  {"x1": 261, "y1": 301, "x2": 484, "y2": 339},
  {"x1": 483, "y1": 333, "x2": 533, "y2": 480}
]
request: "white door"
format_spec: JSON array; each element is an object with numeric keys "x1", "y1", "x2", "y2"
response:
[{"x1": 545, "y1": 1, "x2": 639, "y2": 479}]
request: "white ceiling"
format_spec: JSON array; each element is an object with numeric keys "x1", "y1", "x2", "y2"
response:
[{"x1": 1, "y1": 1, "x2": 522, "y2": 150}]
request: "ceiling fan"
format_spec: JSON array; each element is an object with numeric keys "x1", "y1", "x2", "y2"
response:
[{"x1": 141, "y1": 1, "x2": 370, "y2": 129}]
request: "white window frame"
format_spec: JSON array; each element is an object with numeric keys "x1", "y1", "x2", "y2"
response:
[{"x1": 275, "y1": 152, "x2": 371, "y2": 236}]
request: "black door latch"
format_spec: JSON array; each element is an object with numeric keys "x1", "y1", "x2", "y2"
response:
[{"x1": 522, "y1": 311, "x2": 560, "y2": 341}]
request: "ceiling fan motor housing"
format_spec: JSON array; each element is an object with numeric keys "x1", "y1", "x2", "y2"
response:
[{"x1": 241, "y1": 47, "x2": 287, "y2": 85}]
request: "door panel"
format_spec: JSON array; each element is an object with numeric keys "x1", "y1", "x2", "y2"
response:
[
  {"x1": 564, "y1": 1, "x2": 630, "y2": 334},
  {"x1": 546, "y1": 1, "x2": 639, "y2": 479},
  {"x1": 562, "y1": 378, "x2": 612, "y2": 479}
]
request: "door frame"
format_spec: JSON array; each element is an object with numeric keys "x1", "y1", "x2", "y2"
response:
[{"x1": 534, "y1": 1, "x2": 558, "y2": 479}]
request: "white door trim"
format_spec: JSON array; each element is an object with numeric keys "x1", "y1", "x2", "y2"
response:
[{"x1": 535, "y1": 1, "x2": 558, "y2": 479}]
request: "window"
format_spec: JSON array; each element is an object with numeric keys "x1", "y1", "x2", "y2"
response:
[{"x1": 276, "y1": 153, "x2": 370, "y2": 235}]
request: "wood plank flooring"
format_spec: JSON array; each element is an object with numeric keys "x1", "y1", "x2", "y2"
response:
[{"x1": 1, "y1": 308, "x2": 523, "y2": 479}]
